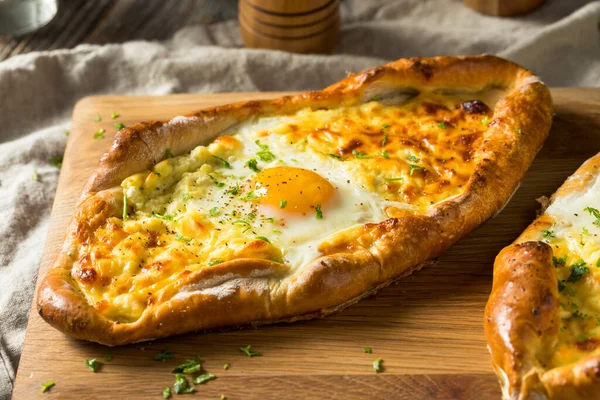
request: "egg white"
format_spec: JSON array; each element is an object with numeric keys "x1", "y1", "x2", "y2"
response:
[
  {"x1": 175, "y1": 116, "x2": 391, "y2": 270},
  {"x1": 546, "y1": 174, "x2": 600, "y2": 266}
]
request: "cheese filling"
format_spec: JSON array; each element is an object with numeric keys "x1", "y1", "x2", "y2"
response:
[
  {"x1": 72, "y1": 91, "x2": 494, "y2": 322},
  {"x1": 541, "y1": 174, "x2": 600, "y2": 368}
]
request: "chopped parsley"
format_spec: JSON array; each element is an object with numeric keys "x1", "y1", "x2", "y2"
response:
[
  {"x1": 239, "y1": 191, "x2": 259, "y2": 201},
  {"x1": 558, "y1": 281, "x2": 575, "y2": 296},
  {"x1": 208, "y1": 175, "x2": 225, "y2": 188},
  {"x1": 85, "y1": 358, "x2": 101, "y2": 373},
  {"x1": 227, "y1": 184, "x2": 240, "y2": 195},
  {"x1": 154, "y1": 349, "x2": 176, "y2": 361},
  {"x1": 165, "y1": 148, "x2": 174, "y2": 159},
  {"x1": 174, "y1": 234, "x2": 191, "y2": 243},
  {"x1": 385, "y1": 177, "x2": 403, "y2": 182},
  {"x1": 407, "y1": 155, "x2": 419, "y2": 163},
  {"x1": 172, "y1": 357, "x2": 202, "y2": 374},
  {"x1": 409, "y1": 164, "x2": 426, "y2": 175},
  {"x1": 584, "y1": 207, "x2": 600, "y2": 226},
  {"x1": 553, "y1": 255, "x2": 567, "y2": 268},
  {"x1": 315, "y1": 204, "x2": 323, "y2": 219},
  {"x1": 32, "y1": 169, "x2": 40, "y2": 182},
  {"x1": 255, "y1": 140, "x2": 275, "y2": 162},
  {"x1": 261, "y1": 217, "x2": 275, "y2": 223},
  {"x1": 567, "y1": 260, "x2": 589, "y2": 283},
  {"x1": 152, "y1": 212, "x2": 174, "y2": 221},
  {"x1": 94, "y1": 128, "x2": 105, "y2": 139},
  {"x1": 380, "y1": 149, "x2": 390, "y2": 159},
  {"x1": 41, "y1": 381, "x2": 55, "y2": 393},
  {"x1": 364, "y1": 347, "x2": 372, "y2": 354},
  {"x1": 382, "y1": 124, "x2": 390, "y2": 129},
  {"x1": 279, "y1": 199, "x2": 287, "y2": 209},
  {"x1": 515, "y1": 127, "x2": 523, "y2": 134},
  {"x1": 212, "y1": 155, "x2": 231, "y2": 168},
  {"x1": 580, "y1": 227, "x2": 589, "y2": 245},
  {"x1": 223, "y1": 362, "x2": 231, "y2": 370},
  {"x1": 481, "y1": 116, "x2": 490, "y2": 125},
  {"x1": 328, "y1": 153, "x2": 341, "y2": 159},
  {"x1": 115, "y1": 122, "x2": 125, "y2": 130},
  {"x1": 122, "y1": 194, "x2": 128, "y2": 219},
  {"x1": 103, "y1": 354, "x2": 113, "y2": 361},
  {"x1": 163, "y1": 386, "x2": 171, "y2": 399},
  {"x1": 541, "y1": 229, "x2": 555, "y2": 239},
  {"x1": 233, "y1": 219, "x2": 251, "y2": 228},
  {"x1": 597, "y1": 258, "x2": 600, "y2": 268},
  {"x1": 373, "y1": 358, "x2": 383, "y2": 373},
  {"x1": 352, "y1": 150, "x2": 373, "y2": 159},
  {"x1": 381, "y1": 132, "x2": 389, "y2": 147},
  {"x1": 111, "y1": 111, "x2": 119, "y2": 119},
  {"x1": 173, "y1": 374, "x2": 194, "y2": 394},
  {"x1": 209, "y1": 207, "x2": 220, "y2": 217},
  {"x1": 49, "y1": 155, "x2": 63, "y2": 168},
  {"x1": 240, "y1": 345, "x2": 262, "y2": 357},
  {"x1": 193, "y1": 373, "x2": 216, "y2": 385},
  {"x1": 209, "y1": 259, "x2": 223, "y2": 266},
  {"x1": 93, "y1": 114, "x2": 101, "y2": 122},
  {"x1": 256, "y1": 236, "x2": 271, "y2": 243},
  {"x1": 246, "y1": 159, "x2": 260, "y2": 172},
  {"x1": 437, "y1": 122, "x2": 446, "y2": 129},
  {"x1": 370, "y1": 94, "x2": 382, "y2": 102},
  {"x1": 182, "y1": 193, "x2": 189, "y2": 201}
]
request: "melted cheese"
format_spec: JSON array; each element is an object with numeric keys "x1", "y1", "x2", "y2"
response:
[
  {"x1": 72, "y1": 91, "x2": 493, "y2": 322},
  {"x1": 541, "y1": 174, "x2": 600, "y2": 368}
]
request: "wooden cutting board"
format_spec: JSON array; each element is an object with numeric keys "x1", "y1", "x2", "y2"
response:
[{"x1": 11, "y1": 88, "x2": 600, "y2": 399}]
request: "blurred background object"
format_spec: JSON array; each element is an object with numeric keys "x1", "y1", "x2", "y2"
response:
[
  {"x1": 239, "y1": 0, "x2": 340, "y2": 54},
  {"x1": 0, "y1": 0, "x2": 234, "y2": 61},
  {"x1": 0, "y1": 0, "x2": 57, "y2": 36},
  {"x1": 1, "y1": 0, "x2": 595, "y2": 61},
  {"x1": 464, "y1": 0, "x2": 545, "y2": 16}
]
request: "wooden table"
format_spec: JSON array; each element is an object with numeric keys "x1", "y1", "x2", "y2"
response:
[
  {"x1": 0, "y1": 0, "x2": 237, "y2": 61},
  {"x1": 10, "y1": 88, "x2": 600, "y2": 399}
]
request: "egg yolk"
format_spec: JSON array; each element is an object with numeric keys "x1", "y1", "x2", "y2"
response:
[{"x1": 253, "y1": 166, "x2": 336, "y2": 216}]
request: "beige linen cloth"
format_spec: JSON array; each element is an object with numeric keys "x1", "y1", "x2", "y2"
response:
[{"x1": 0, "y1": 0, "x2": 599, "y2": 397}]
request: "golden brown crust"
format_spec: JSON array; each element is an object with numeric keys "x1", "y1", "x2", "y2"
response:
[
  {"x1": 542, "y1": 356, "x2": 600, "y2": 399},
  {"x1": 485, "y1": 153, "x2": 600, "y2": 400},
  {"x1": 485, "y1": 241, "x2": 559, "y2": 399},
  {"x1": 38, "y1": 55, "x2": 553, "y2": 346}
]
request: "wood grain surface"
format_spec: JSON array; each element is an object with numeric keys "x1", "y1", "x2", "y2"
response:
[
  {"x1": 0, "y1": 0, "x2": 237, "y2": 61},
  {"x1": 11, "y1": 88, "x2": 600, "y2": 399}
]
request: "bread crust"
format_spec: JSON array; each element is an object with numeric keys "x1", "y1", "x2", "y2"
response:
[
  {"x1": 38, "y1": 55, "x2": 553, "y2": 346},
  {"x1": 485, "y1": 153, "x2": 600, "y2": 400}
]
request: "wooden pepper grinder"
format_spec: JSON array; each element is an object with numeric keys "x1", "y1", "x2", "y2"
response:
[
  {"x1": 239, "y1": 0, "x2": 340, "y2": 54},
  {"x1": 464, "y1": 0, "x2": 545, "y2": 16}
]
